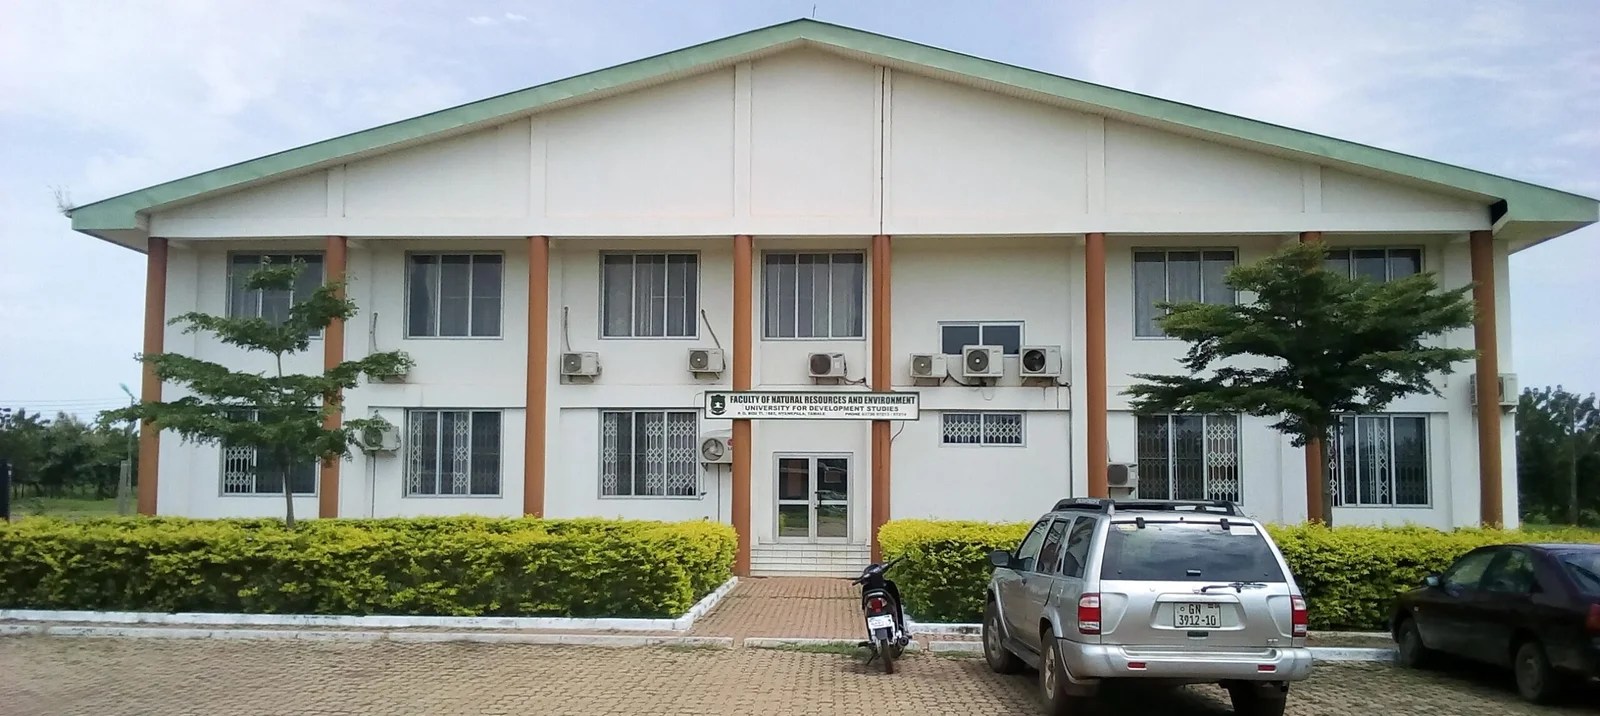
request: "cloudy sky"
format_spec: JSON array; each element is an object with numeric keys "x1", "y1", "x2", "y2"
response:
[{"x1": 1, "y1": 0, "x2": 1596, "y2": 417}]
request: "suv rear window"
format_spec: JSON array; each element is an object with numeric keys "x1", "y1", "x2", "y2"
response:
[
  {"x1": 1099, "y1": 521, "x2": 1286, "y2": 583},
  {"x1": 1560, "y1": 553, "x2": 1600, "y2": 595}
]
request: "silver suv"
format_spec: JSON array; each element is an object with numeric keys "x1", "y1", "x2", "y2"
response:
[{"x1": 981, "y1": 498, "x2": 1312, "y2": 716}]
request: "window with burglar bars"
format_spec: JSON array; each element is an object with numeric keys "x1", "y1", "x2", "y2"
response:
[
  {"x1": 1324, "y1": 248, "x2": 1421, "y2": 284},
  {"x1": 602, "y1": 253, "x2": 698, "y2": 338},
  {"x1": 407, "y1": 253, "x2": 503, "y2": 337},
  {"x1": 221, "y1": 410, "x2": 318, "y2": 495},
  {"x1": 941, "y1": 412, "x2": 1024, "y2": 446},
  {"x1": 227, "y1": 253, "x2": 324, "y2": 325},
  {"x1": 939, "y1": 322, "x2": 1024, "y2": 355},
  {"x1": 600, "y1": 411, "x2": 698, "y2": 497},
  {"x1": 1133, "y1": 250, "x2": 1237, "y2": 337},
  {"x1": 763, "y1": 252, "x2": 865, "y2": 339},
  {"x1": 1329, "y1": 415, "x2": 1429, "y2": 506},
  {"x1": 1135, "y1": 414, "x2": 1241, "y2": 502},
  {"x1": 405, "y1": 410, "x2": 502, "y2": 496}
]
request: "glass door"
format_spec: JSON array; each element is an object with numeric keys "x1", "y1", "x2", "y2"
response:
[{"x1": 775, "y1": 455, "x2": 851, "y2": 542}]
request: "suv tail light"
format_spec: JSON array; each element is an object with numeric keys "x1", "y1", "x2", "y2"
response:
[
  {"x1": 866, "y1": 596, "x2": 888, "y2": 615},
  {"x1": 1587, "y1": 603, "x2": 1600, "y2": 635},
  {"x1": 1291, "y1": 596, "x2": 1308, "y2": 638},
  {"x1": 1077, "y1": 593, "x2": 1102, "y2": 635}
]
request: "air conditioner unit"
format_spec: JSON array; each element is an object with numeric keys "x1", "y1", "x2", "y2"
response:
[
  {"x1": 699, "y1": 431, "x2": 732, "y2": 464},
  {"x1": 808, "y1": 352, "x2": 847, "y2": 379},
  {"x1": 356, "y1": 422, "x2": 400, "y2": 454},
  {"x1": 961, "y1": 345, "x2": 1003, "y2": 379},
  {"x1": 561, "y1": 351, "x2": 601, "y2": 377},
  {"x1": 1019, "y1": 346, "x2": 1062, "y2": 379},
  {"x1": 1107, "y1": 462, "x2": 1138, "y2": 499},
  {"x1": 373, "y1": 367, "x2": 409, "y2": 384},
  {"x1": 909, "y1": 353, "x2": 947, "y2": 380},
  {"x1": 688, "y1": 348, "x2": 725, "y2": 374},
  {"x1": 1469, "y1": 372, "x2": 1517, "y2": 407}
]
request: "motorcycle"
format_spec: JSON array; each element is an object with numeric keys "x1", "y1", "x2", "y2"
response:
[{"x1": 851, "y1": 555, "x2": 910, "y2": 673}]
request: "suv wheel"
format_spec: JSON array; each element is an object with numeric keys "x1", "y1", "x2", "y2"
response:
[
  {"x1": 1513, "y1": 639, "x2": 1564, "y2": 704},
  {"x1": 1225, "y1": 682, "x2": 1287, "y2": 716},
  {"x1": 1040, "y1": 634, "x2": 1094, "y2": 715},
  {"x1": 1395, "y1": 617, "x2": 1436, "y2": 669},
  {"x1": 982, "y1": 600, "x2": 1022, "y2": 674}
]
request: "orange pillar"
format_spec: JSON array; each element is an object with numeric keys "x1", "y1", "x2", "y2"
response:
[
  {"x1": 732, "y1": 235, "x2": 754, "y2": 576},
  {"x1": 870, "y1": 234, "x2": 892, "y2": 561},
  {"x1": 1299, "y1": 231, "x2": 1326, "y2": 523},
  {"x1": 137, "y1": 238, "x2": 169, "y2": 516},
  {"x1": 319, "y1": 236, "x2": 348, "y2": 519},
  {"x1": 1084, "y1": 232, "x2": 1108, "y2": 498},
  {"x1": 525, "y1": 236, "x2": 550, "y2": 517},
  {"x1": 1470, "y1": 229, "x2": 1503, "y2": 526}
]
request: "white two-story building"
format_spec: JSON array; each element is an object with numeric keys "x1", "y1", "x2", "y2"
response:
[{"x1": 68, "y1": 21, "x2": 1597, "y2": 576}]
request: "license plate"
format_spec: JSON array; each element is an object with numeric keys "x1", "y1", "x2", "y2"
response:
[
  {"x1": 866, "y1": 615, "x2": 895, "y2": 630},
  {"x1": 1173, "y1": 603, "x2": 1222, "y2": 629}
]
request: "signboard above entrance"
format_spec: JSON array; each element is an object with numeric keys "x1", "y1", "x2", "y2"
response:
[{"x1": 704, "y1": 391, "x2": 920, "y2": 421}]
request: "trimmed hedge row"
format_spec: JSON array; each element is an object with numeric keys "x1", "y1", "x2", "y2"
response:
[
  {"x1": 879, "y1": 519, "x2": 1600, "y2": 629},
  {"x1": 0, "y1": 517, "x2": 736, "y2": 618}
]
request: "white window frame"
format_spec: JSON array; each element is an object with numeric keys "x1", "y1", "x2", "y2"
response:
[
  {"x1": 941, "y1": 412, "x2": 1026, "y2": 447},
  {"x1": 225, "y1": 252, "x2": 325, "y2": 335},
  {"x1": 404, "y1": 252, "x2": 505, "y2": 339},
  {"x1": 1135, "y1": 413, "x2": 1242, "y2": 503},
  {"x1": 599, "y1": 252, "x2": 701, "y2": 339},
  {"x1": 599, "y1": 410, "x2": 700, "y2": 499},
  {"x1": 1323, "y1": 246, "x2": 1425, "y2": 283},
  {"x1": 404, "y1": 409, "x2": 503, "y2": 497},
  {"x1": 1329, "y1": 413, "x2": 1431, "y2": 508},
  {"x1": 937, "y1": 321, "x2": 1025, "y2": 356},
  {"x1": 762, "y1": 251, "x2": 867, "y2": 340},
  {"x1": 219, "y1": 409, "x2": 319, "y2": 496},
  {"x1": 1132, "y1": 248, "x2": 1238, "y2": 339}
]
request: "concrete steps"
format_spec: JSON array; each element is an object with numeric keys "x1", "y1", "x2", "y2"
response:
[{"x1": 750, "y1": 543, "x2": 871, "y2": 578}]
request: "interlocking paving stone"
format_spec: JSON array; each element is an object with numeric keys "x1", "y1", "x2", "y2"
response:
[{"x1": 5, "y1": 635, "x2": 1596, "y2": 716}]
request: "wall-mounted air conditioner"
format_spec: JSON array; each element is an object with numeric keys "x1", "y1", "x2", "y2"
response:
[
  {"x1": 688, "y1": 348, "x2": 725, "y2": 374},
  {"x1": 909, "y1": 353, "x2": 947, "y2": 380},
  {"x1": 1469, "y1": 372, "x2": 1518, "y2": 407},
  {"x1": 1107, "y1": 462, "x2": 1138, "y2": 499},
  {"x1": 1019, "y1": 346, "x2": 1062, "y2": 379},
  {"x1": 373, "y1": 367, "x2": 409, "y2": 384},
  {"x1": 561, "y1": 351, "x2": 601, "y2": 378},
  {"x1": 356, "y1": 422, "x2": 401, "y2": 454},
  {"x1": 961, "y1": 345, "x2": 1003, "y2": 379},
  {"x1": 699, "y1": 432, "x2": 733, "y2": 464},
  {"x1": 808, "y1": 352, "x2": 846, "y2": 379}
]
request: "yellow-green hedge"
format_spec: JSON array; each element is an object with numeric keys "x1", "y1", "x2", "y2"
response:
[
  {"x1": 0, "y1": 517, "x2": 736, "y2": 618},
  {"x1": 879, "y1": 519, "x2": 1600, "y2": 629}
]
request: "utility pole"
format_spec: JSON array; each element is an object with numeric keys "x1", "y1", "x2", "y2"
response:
[
  {"x1": 1, "y1": 406, "x2": 12, "y2": 520},
  {"x1": 118, "y1": 384, "x2": 137, "y2": 516}
]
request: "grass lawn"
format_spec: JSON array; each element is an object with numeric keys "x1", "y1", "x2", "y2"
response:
[
  {"x1": 1520, "y1": 521, "x2": 1600, "y2": 538},
  {"x1": 11, "y1": 495, "x2": 126, "y2": 519}
]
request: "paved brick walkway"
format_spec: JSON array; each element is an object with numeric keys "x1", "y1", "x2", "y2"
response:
[
  {"x1": 4, "y1": 636, "x2": 1595, "y2": 715},
  {"x1": 690, "y1": 577, "x2": 860, "y2": 639}
]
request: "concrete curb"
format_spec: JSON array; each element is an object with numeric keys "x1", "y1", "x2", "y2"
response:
[
  {"x1": 905, "y1": 619, "x2": 980, "y2": 636},
  {"x1": 0, "y1": 623, "x2": 735, "y2": 648},
  {"x1": 0, "y1": 577, "x2": 739, "y2": 634},
  {"x1": 743, "y1": 637, "x2": 923, "y2": 652},
  {"x1": 1311, "y1": 646, "x2": 1397, "y2": 663}
]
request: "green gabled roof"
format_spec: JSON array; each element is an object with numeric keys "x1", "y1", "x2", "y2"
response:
[{"x1": 69, "y1": 18, "x2": 1597, "y2": 240}]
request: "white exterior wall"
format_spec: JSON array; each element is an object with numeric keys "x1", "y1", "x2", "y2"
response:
[{"x1": 144, "y1": 46, "x2": 1515, "y2": 536}]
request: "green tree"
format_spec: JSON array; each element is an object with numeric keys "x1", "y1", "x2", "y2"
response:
[
  {"x1": 108, "y1": 259, "x2": 412, "y2": 528},
  {"x1": 1516, "y1": 386, "x2": 1600, "y2": 525},
  {"x1": 0, "y1": 408, "x2": 48, "y2": 498},
  {"x1": 1125, "y1": 241, "x2": 1477, "y2": 525}
]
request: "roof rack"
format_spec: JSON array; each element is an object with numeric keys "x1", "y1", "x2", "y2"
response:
[{"x1": 1050, "y1": 498, "x2": 1241, "y2": 516}]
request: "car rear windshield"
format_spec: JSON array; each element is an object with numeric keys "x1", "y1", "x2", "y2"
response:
[
  {"x1": 1560, "y1": 553, "x2": 1600, "y2": 595},
  {"x1": 1099, "y1": 520, "x2": 1286, "y2": 583}
]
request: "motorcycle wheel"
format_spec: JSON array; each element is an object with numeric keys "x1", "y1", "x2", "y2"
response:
[{"x1": 880, "y1": 644, "x2": 895, "y2": 674}]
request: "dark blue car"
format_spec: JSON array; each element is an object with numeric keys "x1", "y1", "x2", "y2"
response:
[{"x1": 1390, "y1": 542, "x2": 1600, "y2": 703}]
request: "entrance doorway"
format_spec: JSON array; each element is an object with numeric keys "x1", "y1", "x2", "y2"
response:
[{"x1": 775, "y1": 455, "x2": 851, "y2": 542}]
